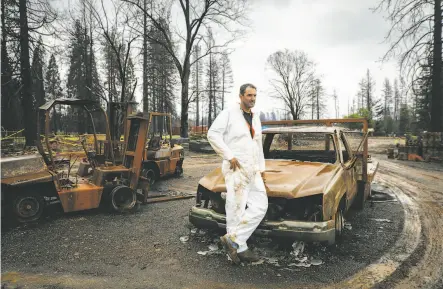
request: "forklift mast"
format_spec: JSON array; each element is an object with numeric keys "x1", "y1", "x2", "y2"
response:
[{"x1": 123, "y1": 113, "x2": 150, "y2": 190}]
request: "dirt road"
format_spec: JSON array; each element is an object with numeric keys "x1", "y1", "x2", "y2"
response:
[
  {"x1": 371, "y1": 156, "x2": 443, "y2": 289},
  {"x1": 1, "y1": 151, "x2": 443, "y2": 289}
]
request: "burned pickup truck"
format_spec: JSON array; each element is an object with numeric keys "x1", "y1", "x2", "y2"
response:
[{"x1": 189, "y1": 119, "x2": 378, "y2": 245}]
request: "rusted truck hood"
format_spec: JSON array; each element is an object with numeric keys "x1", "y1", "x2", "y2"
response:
[{"x1": 199, "y1": 160, "x2": 338, "y2": 199}]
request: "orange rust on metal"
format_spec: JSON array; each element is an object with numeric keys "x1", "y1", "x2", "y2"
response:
[
  {"x1": 143, "y1": 112, "x2": 183, "y2": 180},
  {"x1": 145, "y1": 195, "x2": 194, "y2": 204},
  {"x1": 38, "y1": 98, "x2": 116, "y2": 166},
  {"x1": 58, "y1": 183, "x2": 103, "y2": 212},
  {"x1": 123, "y1": 114, "x2": 150, "y2": 190},
  {"x1": 199, "y1": 160, "x2": 338, "y2": 199},
  {"x1": 262, "y1": 118, "x2": 369, "y2": 132}
]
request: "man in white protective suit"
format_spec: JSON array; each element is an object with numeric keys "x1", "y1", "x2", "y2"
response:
[{"x1": 207, "y1": 83, "x2": 268, "y2": 264}]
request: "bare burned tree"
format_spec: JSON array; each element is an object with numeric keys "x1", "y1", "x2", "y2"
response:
[
  {"x1": 267, "y1": 49, "x2": 316, "y2": 120},
  {"x1": 374, "y1": 0, "x2": 442, "y2": 131},
  {"x1": 86, "y1": 0, "x2": 138, "y2": 139},
  {"x1": 87, "y1": 0, "x2": 138, "y2": 103},
  {"x1": 122, "y1": 0, "x2": 248, "y2": 138},
  {"x1": 220, "y1": 51, "x2": 233, "y2": 110}
]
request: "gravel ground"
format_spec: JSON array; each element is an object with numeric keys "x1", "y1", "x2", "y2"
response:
[{"x1": 1, "y1": 151, "x2": 407, "y2": 289}]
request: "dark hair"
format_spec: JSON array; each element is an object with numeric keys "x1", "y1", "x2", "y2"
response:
[{"x1": 239, "y1": 83, "x2": 257, "y2": 96}]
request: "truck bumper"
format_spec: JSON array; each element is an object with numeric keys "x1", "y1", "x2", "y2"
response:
[{"x1": 189, "y1": 206, "x2": 336, "y2": 244}]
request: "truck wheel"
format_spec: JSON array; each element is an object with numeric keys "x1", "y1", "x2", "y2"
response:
[
  {"x1": 335, "y1": 207, "x2": 344, "y2": 239},
  {"x1": 109, "y1": 185, "x2": 136, "y2": 213},
  {"x1": 328, "y1": 207, "x2": 344, "y2": 245},
  {"x1": 12, "y1": 192, "x2": 45, "y2": 223}
]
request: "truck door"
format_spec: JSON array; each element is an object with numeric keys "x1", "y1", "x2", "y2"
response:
[{"x1": 337, "y1": 132, "x2": 357, "y2": 207}]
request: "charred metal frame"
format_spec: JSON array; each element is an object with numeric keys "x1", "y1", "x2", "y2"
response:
[
  {"x1": 262, "y1": 118, "x2": 369, "y2": 183},
  {"x1": 147, "y1": 112, "x2": 173, "y2": 141},
  {"x1": 36, "y1": 98, "x2": 115, "y2": 169}
]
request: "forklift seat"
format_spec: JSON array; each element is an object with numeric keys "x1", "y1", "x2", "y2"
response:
[{"x1": 148, "y1": 136, "x2": 161, "y2": 151}]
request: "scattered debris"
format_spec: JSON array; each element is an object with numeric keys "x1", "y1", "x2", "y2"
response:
[
  {"x1": 294, "y1": 262, "x2": 311, "y2": 268},
  {"x1": 251, "y1": 259, "x2": 265, "y2": 266},
  {"x1": 277, "y1": 273, "x2": 282, "y2": 277},
  {"x1": 208, "y1": 244, "x2": 219, "y2": 251},
  {"x1": 190, "y1": 228, "x2": 198, "y2": 234},
  {"x1": 344, "y1": 222, "x2": 352, "y2": 230},
  {"x1": 197, "y1": 243, "x2": 221, "y2": 257},
  {"x1": 288, "y1": 257, "x2": 315, "y2": 268},
  {"x1": 311, "y1": 259, "x2": 323, "y2": 266},
  {"x1": 264, "y1": 257, "x2": 280, "y2": 266},
  {"x1": 179, "y1": 236, "x2": 189, "y2": 243},
  {"x1": 294, "y1": 256, "x2": 308, "y2": 263},
  {"x1": 291, "y1": 241, "x2": 305, "y2": 257},
  {"x1": 198, "y1": 229, "x2": 206, "y2": 235},
  {"x1": 370, "y1": 218, "x2": 392, "y2": 223}
]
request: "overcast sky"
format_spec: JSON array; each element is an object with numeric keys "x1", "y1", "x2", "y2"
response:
[
  {"x1": 55, "y1": 0, "x2": 399, "y2": 119},
  {"x1": 223, "y1": 0, "x2": 398, "y2": 118}
]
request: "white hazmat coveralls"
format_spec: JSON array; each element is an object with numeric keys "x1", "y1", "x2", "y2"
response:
[{"x1": 207, "y1": 105, "x2": 268, "y2": 253}]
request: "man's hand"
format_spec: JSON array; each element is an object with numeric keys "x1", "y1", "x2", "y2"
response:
[
  {"x1": 261, "y1": 172, "x2": 266, "y2": 183},
  {"x1": 229, "y1": 158, "x2": 241, "y2": 171}
]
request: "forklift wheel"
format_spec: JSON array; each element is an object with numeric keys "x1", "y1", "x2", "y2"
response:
[
  {"x1": 142, "y1": 167, "x2": 157, "y2": 186},
  {"x1": 12, "y1": 191, "x2": 45, "y2": 223},
  {"x1": 109, "y1": 185, "x2": 137, "y2": 213},
  {"x1": 175, "y1": 166, "x2": 184, "y2": 177}
]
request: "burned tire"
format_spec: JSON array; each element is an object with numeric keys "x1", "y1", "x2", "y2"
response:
[
  {"x1": 109, "y1": 185, "x2": 137, "y2": 213},
  {"x1": 328, "y1": 207, "x2": 345, "y2": 246},
  {"x1": 12, "y1": 191, "x2": 45, "y2": 223},
  {"x1": 142, "y1": 166, "x2": 158, "y2": 186},
  {"x1": 353, "y1": 180, "x2": 367, "y2": 210},
  {"x1": 175, "y1": 165, "x2": 184, "y2": 177},
  {"x1": 335, "y1": 207, "x2": 344, "y2": 239}
]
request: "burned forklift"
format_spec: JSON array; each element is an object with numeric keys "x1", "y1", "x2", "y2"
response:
[
  {"x1": 103, "y1": 102, "x2": 184, "y2": 186},
  {"x1": 1, "y1": 98, "x2": 150, "y2": 223},
  {"x1": 140, "y1": 112, "x2": 184, "y2": 187}
]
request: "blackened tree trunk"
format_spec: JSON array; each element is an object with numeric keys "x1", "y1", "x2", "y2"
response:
[
  {"x1": 1, "y1": 0, "x2": 15, "y2": 130},
  {"x1": 430, "y1": 0, "x2": 442, "y2": 132},
  {"x1": 195, "y1": 46, "x2": 200, "y2": 126},
  {"x1": 180, "y1": 68, "x2": 190, "y2": 138},
  {"x1": 19, "y1": 0, "x2": 36, "y2": 146},
  {"x1": 316, "y1": 81, "x2": 320, "y2": 119},
  {"x1": 208, "y1": 50, "x2": 213, "y2": 127},
  {"x1": 143, "y1": 0, "x2": 149, "y2": 112}
]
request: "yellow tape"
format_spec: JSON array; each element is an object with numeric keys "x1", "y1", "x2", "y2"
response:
[{"x1": 0, "y1": 129, "x2": 25, "y2": 141}]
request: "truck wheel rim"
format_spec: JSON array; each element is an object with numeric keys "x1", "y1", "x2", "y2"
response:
[
  {"x1": 335, "y1": 210, "x2": 343, "y2": 235},
  {"x1": 16, "y1": 197, "x2": 40, "y2": 218}
]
